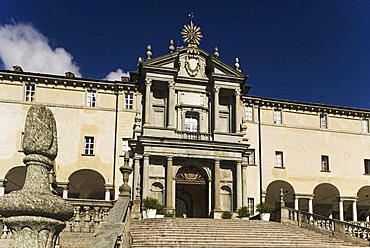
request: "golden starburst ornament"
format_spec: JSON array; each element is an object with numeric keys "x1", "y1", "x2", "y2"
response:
[{"x1": 181, "y1": 21, "x2": 203, "y2": 47}]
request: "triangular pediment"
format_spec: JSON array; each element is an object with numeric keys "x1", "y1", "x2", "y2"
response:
[{"x1": 141, "y1": 47, "x2": 246, "y2": 83}]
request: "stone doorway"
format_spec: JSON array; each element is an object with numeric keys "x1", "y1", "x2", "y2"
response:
[{"x1": 175, "y1": 166, "x2": 208, "y2": 218}]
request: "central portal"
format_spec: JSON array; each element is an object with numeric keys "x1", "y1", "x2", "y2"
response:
[{"x1": 175, "y1": 166, "x2": 208, "y2": 218}]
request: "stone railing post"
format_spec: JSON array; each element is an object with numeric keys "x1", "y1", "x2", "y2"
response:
[
  {"x1": 279, "y1": 189, "x2": 290, "y2": 224},
  {"x1": 0, "y1": 105, "x2": 74, "y2": 248}
]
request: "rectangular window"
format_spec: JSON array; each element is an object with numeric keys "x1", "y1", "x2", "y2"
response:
[
  {"x1": 24, "y1": 84, "x2": 35, "y2": 102},
  {"x1": 184, "y1": 113, "x2": 199, "y2": 132},
  {"x1": 321, "y1": 155, "x2": 329, "y2": 172},
  {"x1": 124, "y1": 93, "x2": 134, "y2": 109},
  {"x1": 365, "y1": 159, "x2": 370, "y2": 174},
  {"x1": 320, "y1": 114, "x2": 327, "y2": 129},
  {"x1": 86, "y1": 90, "x2": 97, "y2": 108},
  {"x1": 275, "y1": 151, "x2": 284, "y2": 168},
  {"x1": 245, "y1": 106, "x2": 253, "y2": 121},
  {"x1": 362, "y1": 119, "x2": 369, "y2": 133},
  {"x1": 247, "y1": 198, "x2": 254, "y2": 215},
  {"x1": 273, "y1": 109, "x2": 282, "y2": 125},
  {"x1": 84, "y1": 136, "x2": 94, "y2": 155}
]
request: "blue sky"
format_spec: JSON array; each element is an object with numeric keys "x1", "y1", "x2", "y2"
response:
[{"x1": 1, "y1": 1, "x2": 370, "y2": 108}]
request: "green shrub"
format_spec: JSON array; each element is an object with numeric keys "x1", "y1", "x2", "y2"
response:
[
  {"x1": 142, "y1": 197, "x2": 162, "y2": 210},
  {"x1": 237, "y1": 206, "x2": 251, "y2": 218},
  {"x1": 164, "y1": 210, "x2": 175, "y2": 217},
  {"x1": 256, "y1": 202, "x2": 274, "y2": 213},
  {"x1": 222, "y1": 211, "x2": 233, "y2": 219}
]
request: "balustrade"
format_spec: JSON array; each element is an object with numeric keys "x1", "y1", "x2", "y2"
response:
[
  {"x1": 0, "y1": 198, "x2": 114, "y2": 239},
  {"x1": 282, "y1": 206, "x2": 370, "y2": 241},
  {"x1": 176, "y1": 131, "x2": 212, "y2": 141}
]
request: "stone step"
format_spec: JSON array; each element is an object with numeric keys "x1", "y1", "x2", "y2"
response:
[{"x1": 131, "y1": 218, "x2": 366, "y2": 247}]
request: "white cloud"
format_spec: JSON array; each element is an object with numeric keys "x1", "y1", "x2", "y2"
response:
[
  {"x1": 104, "y1": 68, "x2": 129, "y2": 81},
  {"x1": 0, "y1": 23, "x2": 80, "y2": 76}
]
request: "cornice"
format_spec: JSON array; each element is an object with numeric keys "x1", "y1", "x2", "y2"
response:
[
  {"x1": 0, "y1": 70, "x2": 137, "y2": 91},
  {"x1": 243, "y1": 95, "x2": 370, "y2": 118}
]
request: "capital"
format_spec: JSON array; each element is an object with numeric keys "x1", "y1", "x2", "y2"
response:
[
  {"x1": 145, "y1": 78, "x2": 152, "y2": 87},
  {"x1": 168, "y1": 80, "x2": 175, "y2": 89},
  {"x1": 213, "y1": 87, "x2": 220, "y2": 93},
  {"x1": 234, "y1": 88, "x2": 241, "y2": 96}
]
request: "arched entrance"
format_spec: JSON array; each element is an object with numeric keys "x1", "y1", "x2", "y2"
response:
[
  {"x1": 266, "y1": 180, "x2": 295, "y2": 208},
  {"x1": 68, "y1": 169, "x2": 106, "y2": 199},
  {"x1": 175, "y1": 166, "x2": 208, "y2": 218},
  {"x1": 5, "y1": 166, "x2": 26, "y2": 193},
  {"x1": 357, "y1": 186, "x2": 370, "y2": 221},
  {"x1": 313, "y1": 183, "x2": 340, "y2": 218}
]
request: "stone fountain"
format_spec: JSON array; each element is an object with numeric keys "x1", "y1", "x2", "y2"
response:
[{"x1": 0, "y1": 105, "x2": 74, "y2": 248}]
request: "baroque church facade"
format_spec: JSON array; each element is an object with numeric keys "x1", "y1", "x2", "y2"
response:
[{"x1": 1, "y1": 21, "x2": 370, "y2": 221}]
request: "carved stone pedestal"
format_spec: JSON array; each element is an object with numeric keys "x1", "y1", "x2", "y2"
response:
[{"x1": 4, "y1": 216, "x2": 65, "y2": 248}]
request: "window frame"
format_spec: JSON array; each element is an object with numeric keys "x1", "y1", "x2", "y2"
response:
[
  {"x1": 362, "y1": 118, "x2": 369, "y2": 133},
  {"x1": 83, "y1": 136, "x2": 95, "y2": 155},
  {"x1": 184, "y1": 112, "x2": 199, "y2": 132},
  {"x1": 247, "y1": 198, "x2": 254, "y2": 215},
  {"x1": 320, "y1": 113, "x2": 328, "y2": 129},
  {"x1": 321, "y1": 155, "x2": 330, "y2": 172},
  {"x1": 24, "y1": 83, "x2": 36, "y2": 102},
  {"x1": 273, "y1": 109, "x2": 282, "y2": 125},
  {"x1": 275, "y1": 151, "x2": 284, "y2": 168},
  {"x1": 86, "y1": 90, "x2": 97, "y2": 108},
  {"x1": 364, "y1": 159, "x2": 370, "y2": 175},
  {"x1": 124, "y1": 92, "x2": 134, "y2": 110},
  {"x1": 245, "y1": 106, "x2": 254, "y2": 121}
]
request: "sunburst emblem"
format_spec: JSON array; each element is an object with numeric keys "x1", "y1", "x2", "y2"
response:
[{"x1": 181, "y1": 21, "x2": 203, "y2": 47}]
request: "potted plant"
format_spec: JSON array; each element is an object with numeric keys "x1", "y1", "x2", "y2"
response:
[
  {"x1": 142, "y1": 197, "x2": 161, "y2": 219},
  {"x1": 237, "y1": 206, "x2": 251, "y2": 220},
  {"x1": 256, "y1": 202, "x2": 274, "y2": 221},
  {"x1": 222, "y1": 211, "x2": 233, "y2": 219}
]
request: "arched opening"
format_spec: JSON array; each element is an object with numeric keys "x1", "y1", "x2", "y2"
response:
[
  {"x1": 266, "y1": 180, "x2": 295, "y2": 208},
  {"x1": 150, "y1": 182, "x2": 164, "y2": 205},
  {"x1": 175, "y1": 166, "x2": 208, "y2": 218},
  {"x1": 357, "y1": 186, "x2": 370, "y2": 221},
  {"x1": 221, "y1": 185, "x2": 232, "y2": 211},
  {"x1": 68, "y1": 169, "x2": 105, "y2": 200},
  {"x1": 313, "y1": 183, "x2": 340, "y2": 218},
  {"x1": 4, "y1": 166, "x2": 26, "y2": 193}
]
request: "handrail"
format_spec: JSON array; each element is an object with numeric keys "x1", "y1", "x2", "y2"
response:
[
  {"x1": 281, "y1": 206, "x2": 370, "y2": 243},
  {"x1": 92, "y1": 197, "x2": 132, "y2": 248}
]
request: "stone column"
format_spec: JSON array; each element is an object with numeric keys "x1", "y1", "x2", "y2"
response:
[
  {"x1": 308, "y1": 197, "x2": 314, "y2": 214},
  {"x1": 234, "y1": 89, "x2": 241, "y2": 133},
  {"x1": 339, "y1": 198, "x2": 344, "y2": 221},
  {"x1": 144, "y1": 79, "x2": 152, "y2": 125},
  {"x1": 242, "y1": 165, "x2": 248, "y2": 207},
  {"x1": 294, "y1": 196, "x2": 299, "y2": 210},
  {"x1": 166, "y1": 156, "x2": 174, "y2": 210},
  {"x1": 213, "y1": 87, "x2": 220, "y2": 132},
  {"x1": 352, "y1": 200, "x2": 358, "y2": 221},
  {"x1": 0, "y1": 179, "x2": 7, "y2": 196},
  {"x1": 167, "y1": 81, "x2": 175, "y2": 129},
  {"x1": 214, "y1": 159, "x2": 221, "y2": 211},
  {"x1": 236, "y1": 161, "x2": 242, "y2": 209},
  {"x1": 104, "y1": 184, "x2": 114, "y2": 201},
  {"x1": 261, "y1": 191, "x2": 267, "y2": 203},
  {"x1": 142, "y1": 154, "x2": 150, "y2": 199},
  {"x1": 133, "y1": 156, "x2": 141, "y2": 199},
  {"x1": 58, "y1": 182, "x2": 69, "y2": 199}
]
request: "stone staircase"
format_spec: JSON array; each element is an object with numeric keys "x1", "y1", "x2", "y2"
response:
[{"x1": 131, "y1": 218, "x2": 368, "y2": 248}]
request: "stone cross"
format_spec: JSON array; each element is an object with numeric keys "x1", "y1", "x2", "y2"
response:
[{"x1": 0, "y1": 105, "x2": 74, "y2": 248}]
